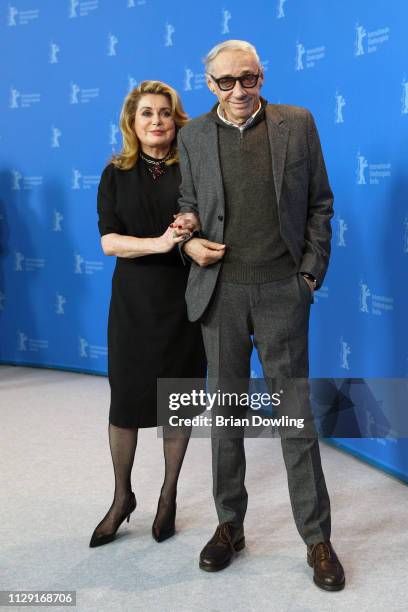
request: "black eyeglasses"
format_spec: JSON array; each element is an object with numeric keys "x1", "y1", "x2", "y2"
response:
[{"x1": 209, "y1": 72, "x2": 261, "y2": 91}]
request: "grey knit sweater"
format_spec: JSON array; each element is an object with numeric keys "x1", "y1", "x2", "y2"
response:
[{"x1": 211, "y1": 99, "x2": 297, "y2": 283}]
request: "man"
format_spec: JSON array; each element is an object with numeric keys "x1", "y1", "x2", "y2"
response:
[{"x1": 175, "y1": 40, "x2": 345, "y2": 591}]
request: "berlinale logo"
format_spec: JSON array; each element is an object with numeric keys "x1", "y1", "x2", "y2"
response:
[
  {"x1": 402, "y1": 77, "x2": 408, "y2": 115},
  {"x1": 49, "y1": 42, "x2": 60, "y2": 64},
  {"x1": 340, "y1": 337, "x2": 351, "y2": 370},
  {"x1": 53, "y1": 210, "x2": 63, "y2": 232},
  {"x1": 356, "y1": 152, "x2": 368, "y2": 185},
  {"x1": 184, "y1": 68, "x2": 194, "y2": 91},
  {"x1": 164, "y1": 22, "x2": 175, "y2": 47},
  {"x1": 359, "y1": 281, "x2": 371, "y2": 313},
  {"x1": 221, "y1": 9, "x2": 231, "y2": 34},
  {"x1": 51, "y1": 126, "x2": 62, "y2": 148},
  {"x1": 72, "y1": 169, "x2": 82, "y2": 190},
  {"x1": 107, "y1": 33, "x2": 118, "y2": 56},
  {"x1": 8, "y1": 5, "x2": 18, "y2": 26},
  {"x1": 79, "y1": 337, "x2": 89, "y2": 357},
  {"x1": 295, "y1": 42, "x2": 305, "y2": 71},
  {"x1": 9, "y1": 87, "x2": 20, "y2": 108},
  {"x1": 276, "y1": 0, "x2": 287, "y2": 19},
  {"x1": 110, "y1": 123, "x2": 119, "y2": 146},
  {"x1": 74, "y1": 254, "x2": 84, "y2": 274},
  {"x1": 14, "y1": 251, "x2": 25, "y2": 271},
  {"x1": 336, "y1": 217, "x2": 348, "y2": 247},
  {"x1": 18, "y1": 331, "x2": 28, "y2": 351},
  {"x1": 56, "y1": 294, "x2": 66, "y2": 315},
  {"x1": 354, "y1": 23, "x2": 367, "y2": 56},
  {"x1": 403, "y1": 216, "x2": 408, "y2": 254},
  {"x1": 334, "y1": 91, "x2": 346, "y2": 123},
  {"x1": 11, "y1": 170, "x2": 22, "y2": 190}
]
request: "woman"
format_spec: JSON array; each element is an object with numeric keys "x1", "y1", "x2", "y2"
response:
[{"x1": 90, "y1": 81, "x2": 206, "y2": 548}]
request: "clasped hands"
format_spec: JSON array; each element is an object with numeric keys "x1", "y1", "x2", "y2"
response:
[{"x1": 170, "y1": 212, "x2": 226, "y2": 267}]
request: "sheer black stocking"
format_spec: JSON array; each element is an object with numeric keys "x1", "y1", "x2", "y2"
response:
[
  {"x1": 152, "y1": 424, "x2": 192, "y2": 539},
  {"x1": 92, "y1": 423, "x2": 138, "y2": 537}
]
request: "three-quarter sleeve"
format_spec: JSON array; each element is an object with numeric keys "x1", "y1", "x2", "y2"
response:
[{"x1": 97, "y1": 164, "x2": 125, "y2": 236}]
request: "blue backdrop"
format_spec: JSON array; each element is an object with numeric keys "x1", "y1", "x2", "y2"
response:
[{"x1": 1, "y1": 0, "x2": 407, "y2": 481}]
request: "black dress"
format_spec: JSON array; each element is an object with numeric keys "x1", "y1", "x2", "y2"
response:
[{"x1": 97, "y1": 156, "x2": 207, "y2": 428}]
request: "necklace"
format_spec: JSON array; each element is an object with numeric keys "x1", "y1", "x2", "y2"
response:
[{"x1": 140, "y1": 150, "x2": 172, "y2": 180}]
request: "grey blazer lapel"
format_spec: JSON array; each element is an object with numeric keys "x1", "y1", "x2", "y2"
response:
[
  {"x1": 201, "y1": 119, "x2": 225, "y2": 211},
  {"x1": 265, "y1": 106, "x2": 289, "y2": 206}
]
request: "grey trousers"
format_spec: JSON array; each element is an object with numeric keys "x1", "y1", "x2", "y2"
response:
[{"x1": 200, "y1": 272, "x2": 331, "y2": 545}]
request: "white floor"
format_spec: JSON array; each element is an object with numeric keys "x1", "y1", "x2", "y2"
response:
[{"x1": 1, "y1": 365, "x2": 407, "y2": 612}]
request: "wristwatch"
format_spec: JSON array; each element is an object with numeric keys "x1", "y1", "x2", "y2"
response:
[{"x1": 301, "y1": 273, "x2": 317, "y2": 290}]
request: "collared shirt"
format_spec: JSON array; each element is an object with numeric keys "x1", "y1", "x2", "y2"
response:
[{"x1": 216, "y1": 99, "x2": 262, "y2": 134}]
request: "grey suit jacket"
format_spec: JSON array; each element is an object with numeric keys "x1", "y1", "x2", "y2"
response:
[{"x1": 177, "y1": 104, "x2": 334, "y2": 322}]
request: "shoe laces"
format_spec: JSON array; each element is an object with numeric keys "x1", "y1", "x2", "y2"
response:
[
  {"x1": 212, "y1": 523, "x2": 234, "y2": 549},
  {"x1": 311, "y1": 542, "x2": 331, "y2": 562}
]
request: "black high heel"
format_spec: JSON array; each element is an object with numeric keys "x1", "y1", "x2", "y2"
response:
[
  {"x1": 89, "y1": 492, "x2": 136, "y2": 548},
  {"x1": 152, "y1": 496, "x2": 177, "y2": 543}
]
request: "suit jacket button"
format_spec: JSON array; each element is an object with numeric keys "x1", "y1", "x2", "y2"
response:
[{"x1": 218, "y1": 214, "x2": 224, "y2": 221}]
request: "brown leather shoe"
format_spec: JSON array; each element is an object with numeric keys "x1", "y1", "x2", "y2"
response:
[
  {"x1": 199, "y1": 522, "x2": 245, "y2": 572},
  {"x1": 307, "y1": 541, "x2": 345, "y2": 591}
]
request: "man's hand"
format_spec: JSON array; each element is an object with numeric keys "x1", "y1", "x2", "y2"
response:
[
  {"x1": 301, "y1": 274, "x2": 315, "y2": 292},
  {"x1": 183, "y1": 238, "x2": 226, "y2": 267},
  {"x1": 171, "y1": 212, "x2": 201, "y2": 233}
]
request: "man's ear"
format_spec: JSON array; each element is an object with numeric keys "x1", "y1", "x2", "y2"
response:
[{"x1": 206, "y1": 77, "x2": 217, "y2": 95}]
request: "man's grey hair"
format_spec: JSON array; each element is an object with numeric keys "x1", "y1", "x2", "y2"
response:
[{"x1": 204, "y1": 40, "x2": 261, "y2": 74}]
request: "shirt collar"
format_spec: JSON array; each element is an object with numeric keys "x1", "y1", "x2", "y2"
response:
[{"x1": 216, "y1": 99, "x2": 262, "y2": 131}]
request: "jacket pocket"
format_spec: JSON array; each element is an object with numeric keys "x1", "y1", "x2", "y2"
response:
[{"x1": 285, "y1": 156, "x2": 308, "y2": 172}]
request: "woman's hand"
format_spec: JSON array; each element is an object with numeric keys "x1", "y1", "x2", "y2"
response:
[
  {"x1": 154, "y1": 224, "x2": 192, "y2": 253},
  {"x1": 171, "y1": 212, "x2": 201, "y2": 232}
]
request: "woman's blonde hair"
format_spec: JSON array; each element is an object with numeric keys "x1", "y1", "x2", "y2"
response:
[{"x1": 111, "y1": 80, "x2": 188, "y2": 170}]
